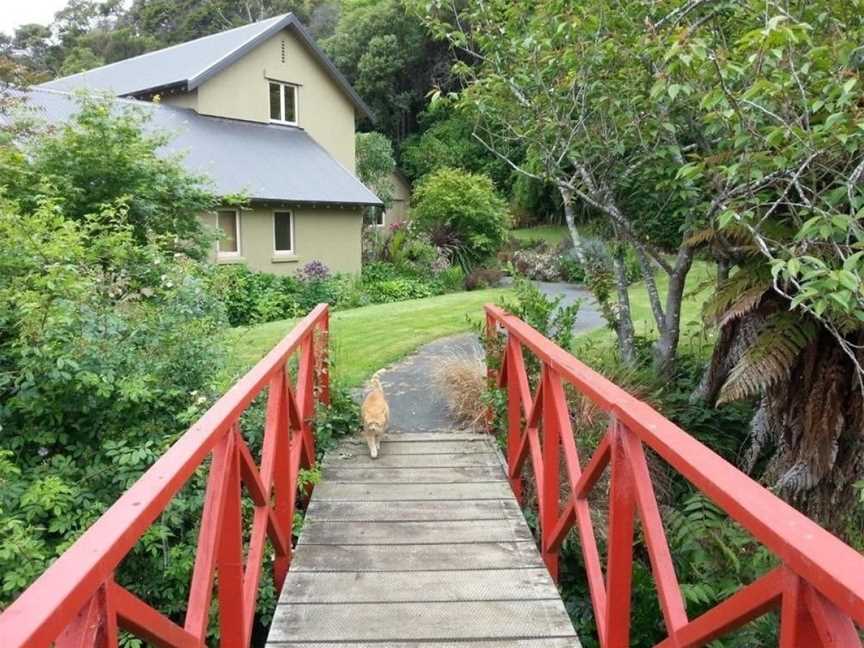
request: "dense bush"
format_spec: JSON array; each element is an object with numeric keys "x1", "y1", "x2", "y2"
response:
[
  {"x1": 0, "y1": 98, "x2": 237, "y2": 628},
  {"x1": 211, "y1": 256, "x2": 467, "y2": 327},
  {"x1": 0, "y1": 197, "x2": 230, "y2": 620},
  {"x1": 208, "y1": 264, "x2": 304, "y2": 325},
  {"x1": 464, "y1": 268, "x2": 504, "y2": 291},
  {"x1": 411, "y1": 167, "x2": 510, "y2": 269},
  {"x1": 2, "y1": 94, "x2": 218, "y2": 258}
]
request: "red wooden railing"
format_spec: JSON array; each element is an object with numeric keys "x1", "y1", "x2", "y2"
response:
[
  {"x1": 485, "y1": 304, "x2": 864, "y2": 648},
  {"x1": 0, "y1": 304, "x2": 331, "y2": 648}
]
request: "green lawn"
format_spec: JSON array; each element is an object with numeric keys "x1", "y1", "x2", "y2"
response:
[
  {"x1": 575, "y1": 260, "x2": 716, "y2": 356},
  {"x1": 510, "y1": 225, "x2": 570, "y2": 245},
  {"x1": 226, "y1": 289, "x2": 510, "y2": 387},
  {"x1": 228, "y1": 260, "x2": 715, "y2": 387}
]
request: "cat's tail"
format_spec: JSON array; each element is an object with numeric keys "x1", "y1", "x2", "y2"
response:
[{"x1": 369, "y1": 370, "x2": 385, "y2": 393}]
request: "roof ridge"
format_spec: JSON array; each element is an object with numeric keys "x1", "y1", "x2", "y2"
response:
[{"x1": 39, "y1": 13, "x2": 291, "y2": 91}]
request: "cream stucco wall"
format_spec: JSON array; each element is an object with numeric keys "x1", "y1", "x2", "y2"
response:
[
  {"x1": 170, "y1": 29, "x2": 358, "y2": 171},
  {"x1": 202, "y1": 204, "x2": 363, "y2": 275}
]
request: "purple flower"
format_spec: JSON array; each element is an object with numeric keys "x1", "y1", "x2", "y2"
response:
[{"x1": 297, "y1": 260, "x2": 331, "y2": 282}]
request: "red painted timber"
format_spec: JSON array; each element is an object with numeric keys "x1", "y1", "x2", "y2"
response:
[
  {"x1": 0, "y1": 305, "x2": 330, "y2": 648},
  {"x1": 485, "y1": 303, "x2": 864, "y2": 646}
]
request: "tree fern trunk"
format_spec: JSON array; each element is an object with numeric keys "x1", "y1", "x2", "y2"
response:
[{"x1": 699, "y1": 311, "x2": 864, "y2": 536}]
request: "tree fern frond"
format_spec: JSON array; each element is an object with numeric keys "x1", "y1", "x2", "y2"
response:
[
  {"x1": 684, "y1": 227, "x2": 718, "y2": 247},
  {"x1": 702, "y1": 264, "x2": 772, "y2": 325},
  {"x1": 717, "y1": 284, "x2": 768, "y2": 327},
  {"x1": 684, "y1": 224, "x2": 756, "y2": 248},
  {"x1": 718, "y1": 314, "x2": 818, "y2": 404}
]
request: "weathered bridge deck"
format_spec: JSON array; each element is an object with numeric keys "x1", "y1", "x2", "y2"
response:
[{"x1": 267, "y1": 431, "x2": 580, "y2": 647}]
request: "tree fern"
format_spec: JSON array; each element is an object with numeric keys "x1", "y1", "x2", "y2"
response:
[
  {"x1": 702, "y1": 264, "x2": 772, "y2": 326},
  {"x1": 718, "y1": 313, "x2": 818, "y2": 404}
]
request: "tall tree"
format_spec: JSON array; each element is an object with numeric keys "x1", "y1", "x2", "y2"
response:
[
  {"x1": 415, "y1": 0, "x2": 702, "y2": 369},
  {"x1": 324, "y1": 0, "x2": 451, "y2": 143}
]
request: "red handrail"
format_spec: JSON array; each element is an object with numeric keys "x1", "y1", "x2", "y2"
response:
[
  {"x1": 484, "y1": 304, "x2": 864, "y2": 648},
  {"x1": 0, "y1": 304, "x2": 331, "y2": 648}
]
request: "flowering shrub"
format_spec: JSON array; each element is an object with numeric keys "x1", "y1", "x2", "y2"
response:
[
  {"x1": 511, "y1": 248, "x2": 564, "y2": 281},
  {"x1": 297, "y1": 260, "x2": 331, "y2": 283}
]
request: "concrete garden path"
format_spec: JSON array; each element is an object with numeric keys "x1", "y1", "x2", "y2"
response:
[{"x1": 361, "y1": 280, "x2": 604, "y2": 434}]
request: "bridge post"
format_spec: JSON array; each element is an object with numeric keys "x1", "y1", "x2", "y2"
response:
[
  {"x1": 540, "y1": 366, "x2": 561, "y2": 580},
  {"x1": 56, "y1": 580, "x2": 118, "y2": 648},
  {"x1": 505, "y1": 337, "x2": 524, "y2": 503},
  {"x1": 605, "y1": 419, "x2": 636, "y2": 648},
  {"x1": 217, "y1": 428, "x2": 246, "y2": 647}
]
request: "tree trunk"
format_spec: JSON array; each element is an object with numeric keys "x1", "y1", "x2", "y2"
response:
[
  {"x1": 653, "y1": 247, "x2": 694, "y2": 373},
  {"x1": 560, "y1": 188, "x2": 585, "y2": 264},
  {"x1": 697, "y1": 307, "x2": 864, "y2": 536},
  {"x1": 613, "y1": 250, "x2": 637, "y2": 365}
]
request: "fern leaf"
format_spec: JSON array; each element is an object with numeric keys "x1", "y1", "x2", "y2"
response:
[
  {"x1": 702, "y1": 264, "x2": 772, "y2": 325},
  {"x1": 717, "y1": 284, "x2": 768, "y2": 327},
  {"x1": 718, "y1": 313, "x2": 818, "y2": 404},
  {"x1": 684, "y1": 227, "x2": 718, "y2": 247}
]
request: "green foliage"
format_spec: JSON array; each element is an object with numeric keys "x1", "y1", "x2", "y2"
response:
[
  {"x1": 365, "y1": 277, "x2": 433, "y2": 303},
  {"x1": 323, "y1": 0, "x2": 448, "y2": 141},
  {"x1": 401, "y1": 103, "x2": 512, "y2": 186},
  {"x1": 0, "y1": 196, "x2": 228, "y2": 614},
  {"x1": 208, "y1": 264, "x2": 303, "y2": 326},
  {"x1": 313, "y1": 383, "x2": 361, "y2": 460},
  {"x1": 356, "y1": 131, "x2": 396, "y2": 212},
  {"x1": 411, "y1": 167, "x2": 510, "y2": 268},
  {"x1": 213, "y1": 254, "x2": 465, "y2": 328},
  {"x1": 2, "y1": 93, "x2": 217, "y2": 258},
  {"x1": 497, "y1": 279, "x2": 580, "y2": 353},
  {"x1": 718, "y1": 314, "x2": 818, "y2": 405}
]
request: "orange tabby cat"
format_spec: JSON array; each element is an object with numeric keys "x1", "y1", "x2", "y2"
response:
[{"x1": 360, "y1": 375, "x2": 389, "y2": 458}]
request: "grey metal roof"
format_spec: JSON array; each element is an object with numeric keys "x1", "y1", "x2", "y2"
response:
[
  {"x1": 38, "y1": 13, "x2": 374, "y2": 121},
  {"x1": 14, "y1": 88, "x2": 382, "y2": 207}
]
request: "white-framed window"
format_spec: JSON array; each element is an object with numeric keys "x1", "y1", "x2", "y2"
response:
[
  {"x1": 216, "y1": 208, "x2": 241, "y2": 257},
  {"x1": 273, "y1": 210, "x2": 295, "y2": 255},
  {"x1": 374, "y1": 209, "x2": 385, "y2": 227},
  {"x1": 269, "y1": 81, "x2": 298, "y2": 125}
]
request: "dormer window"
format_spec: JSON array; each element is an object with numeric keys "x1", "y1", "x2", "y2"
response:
[{"x1": 269, "y1": 81, "x2": 297, "y2": 125}]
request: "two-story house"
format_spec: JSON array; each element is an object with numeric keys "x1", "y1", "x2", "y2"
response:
[{"x1": 28, "y1": 13, "x2": 381, "y2": 274}]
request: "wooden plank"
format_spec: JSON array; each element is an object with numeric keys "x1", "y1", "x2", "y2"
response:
[
  {"x1": 278, "y1": 569, "x2": 560, "y2": 603},
  {"x1": 324, "y1": 452, "x2": 502, "y2": 468},
  {"x1": 267, "y1": 431, "x2": 578, "y2": 647},
  {"x1": 298, "y1": 519, "x2": 532, "y2": 545},
  {"x1": 312, "y1": 481, "x2": 514, "y2": 501},
  {"x1": 289, "y1": 541, "x2": 545, "y2": 572},
  {"x1": 321, "y1": 466, "x2": 505, "y2": 483},
  {"x1": 306, "y1": 499, "x2": 522, "y2": 522},
  {"x1": 380, "y1": 432, "x2": 491, "y2": 442},
  {"x1": 270, "y1": 640, "x2": 581, "y2": 647},
  {"x1": 268, "y1": 600, "x2": 576, "y2": 642},
  {"x1": 369, "y1": 441, "x2": 495, "y2": 455}
]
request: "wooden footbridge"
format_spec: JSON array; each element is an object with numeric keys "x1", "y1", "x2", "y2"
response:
[{"x1": 2, "y1": 303, "x2": 864, "y2": 648}]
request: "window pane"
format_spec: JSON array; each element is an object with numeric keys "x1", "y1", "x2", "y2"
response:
[
  {"x1": 283, "y1": 85, "x2": 296, "y2": 123},
  {"x1": 218, "y1": 210, "x2": 238, "y2": 253},
  {"x1": 274, "y1": 211, "x2": 292, "y2": 252},
  {"x1": 269, "y1": 82, "x2": 281, "y2": 121}
]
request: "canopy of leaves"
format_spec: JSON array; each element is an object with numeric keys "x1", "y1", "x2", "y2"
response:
[{"x1": 323, "y1": 0, "x2": 452, "y2": 142}]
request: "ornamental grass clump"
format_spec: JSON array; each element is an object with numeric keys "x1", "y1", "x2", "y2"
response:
[{"x1": 432, "y1": 350, "x2": 487, "y2": 431}]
